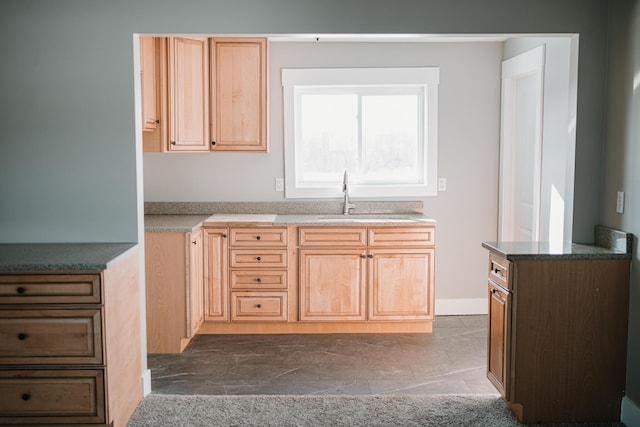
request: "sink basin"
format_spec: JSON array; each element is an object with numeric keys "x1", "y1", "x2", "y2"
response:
[{"x1": 315, "y1": 214, "x2": 420, "y2": 222}]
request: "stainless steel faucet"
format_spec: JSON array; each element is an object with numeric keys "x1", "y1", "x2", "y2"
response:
[{"x1": 342, "y1": 170, "x2": 355, "y2": 215}]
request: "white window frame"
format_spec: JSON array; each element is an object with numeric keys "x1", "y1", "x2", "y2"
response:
[{"x1": 282, "y1": 67, "x2": 439, "y2": 199}]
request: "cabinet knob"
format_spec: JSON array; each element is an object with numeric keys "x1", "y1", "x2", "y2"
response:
[
  {"x1": 367, "y1": 254, "x2": 374, "y2": 259},
  {"x1": 21, "y1": 393, "x2": 31, "y2": 401},
  {"x1": 171, "y1": 141, "x2": 176, "y2": 145},
  {"x1": 16, "y1": 287, "x2": 25, "y2": 295},
  {"x1": 360, "y1": 254, "x2": 366, "y2": 259},
  {"x1": 211, "y1": 141, "x2": 216, "y2": 146},
  {"x1": 256, "y1": 278, "x2": 262, "y2": 283},
  {"x1": 17, "y1": 333, "x2": 27, "y2": 341},
  {"x1": 222, "y1": 233, "x2": 227, "y2": 238},
  {"x1": 256, "y1": 235, "x2": 261, "y2": 240},
  {"x1": 155, "y1": 119, "x2": 160, "y2": 124},
  {"x1": 192, "y1": 241, "x2": 197, "y2": 245},
  {"x1": 256, "y1": 256, "x2": 262, "y2": 261},
  {"x1": 256, "y1": 304, "x2": 262, "y2": 309}
]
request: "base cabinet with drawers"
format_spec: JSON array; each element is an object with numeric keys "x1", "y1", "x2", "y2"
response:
[
  {"x1": 0, "y1": 249, "x2": 142, "y2": 426},
  {"x1": 483, "y1": 243, "x2": 631, "y2": 424}
]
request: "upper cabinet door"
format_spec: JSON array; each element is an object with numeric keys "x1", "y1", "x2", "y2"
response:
[
  {"x1": 210, "y1": 38, "x2": 268, "y2": 152},
  {"x1": 168, "y1": 37, "x2": 210, "y2": 152},
  {"x1": 140, "y1": 37, "x2": 159, "y2": 133}
]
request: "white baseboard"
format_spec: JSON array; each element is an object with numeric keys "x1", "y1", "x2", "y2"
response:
[
  {"x1": 142, "y1": 368, "x2": 152, "y2": 397},
  {"x1": 435, "y1": 298, "x2": 487, "y2": 315},
  {"x1": 622, "y1": 396, "x2": 640, "y2": 426}
]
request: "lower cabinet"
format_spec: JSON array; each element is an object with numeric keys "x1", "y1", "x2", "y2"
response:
[
  {"x1": 145, "y1": 229, "x2": 204, "y2": 353},
  {"x1": 484, "y1": 249, "x2": 630, "y2": 424},
  {"x1": 299, "y1": 226, "x2": 435, "y2": 322},
  {"x1": 0, "y1": 249, "x2": 142, "y2": 426}
]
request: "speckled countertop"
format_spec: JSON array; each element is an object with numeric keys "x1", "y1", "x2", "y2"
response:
[
  {"x1": 482, "y1": 241, "x2": 631, "y2": 260},
  {"x1": 144, "y1": 215, "x2": 211, "y2": 232},
  {"x1": 0, "y1": 243, "x2": 137, "y2": 272}
]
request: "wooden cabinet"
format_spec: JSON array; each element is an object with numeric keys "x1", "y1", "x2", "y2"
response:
[
  {"x1": 299, "y1": 226, "x2": 435, "y2": 322},
  {"x1": 0, "y1": 250, "x2": 141, "y2": 426},
  {"x1": 141, "y1": 37, "x2": 167, "y2": 153},
  {"x1": 210, "y1": 38, "x2": 268, "y2": 152},
  {"x1": 484, "y1": 248, "x2": 630, "y2": 423},
  {"x1": 145, "y1": 229, "x2": 204, "y2": 353},
  {"x1": 203, "y1": 227, "x2": 229, "y2": 321},
  {"x1": 167, "y1": 36, "x2": 210, "y2": 152},
  {"x1": 229, "y1": 227, "x2": 289, "y2": 321},
  {"x1": 139, "y1": 37, "x2": 268, "y2": 153}
]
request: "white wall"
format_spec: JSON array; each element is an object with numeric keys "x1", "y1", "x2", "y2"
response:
[
  {"x1": 503, "y1": 36, "x2": 579, "y2": 243},
  {"x1": 144, "y1": 41, "x2": 502, "y2": 310}
]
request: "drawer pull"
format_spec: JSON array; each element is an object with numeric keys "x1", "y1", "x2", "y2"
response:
[
  {"x1": 17, "y1": 333, "x2": 27, "y2": 341},
  {"x1": 256, "y1": 304, "x2": 262, "y2": 309},
  {"x1": 21, "y1": 393, "x2": 31, "y2": 401},
  {"x1": 256, "y1": 278, "x2": 262, "y2": 283},
  {"x1": 16, "y1": 286, "x2": 26, "y2": 294},
  {"x1": 256, "y1": 256, "x2": 262, "y2": 261},
  {"x1": 256, "y1": 235, "x2": 261, "y2": 240}
]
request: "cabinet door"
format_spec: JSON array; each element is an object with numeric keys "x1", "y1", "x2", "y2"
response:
[
  {"x1": 210, "y1": 38, "x2": 268, "y2": 152},
  {"x1": 487, "y1": 279, "x2": 510, "y2": 399},
  {"x1": 203, "y1": 228, "x2": 229, "y2": 321},
  {"x1": 188, "y1": 229, "x2": 204, "y2": 336},
  {"x1": 299, "y1": 249, "x2": 366, "y2": 321},
  {"x1": 368, "y1": 248, "x2": 434, "y2": 320},
  {"x1": 168, "y1": 37, "x2": 209, "y2": 151},
  {"x1": 140, "y1": 36, "x2": 159, "y2": 133}
]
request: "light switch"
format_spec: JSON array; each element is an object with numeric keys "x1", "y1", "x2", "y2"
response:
[{"x1": 616, "y1": 191, "x2": 624, "y2": 214}]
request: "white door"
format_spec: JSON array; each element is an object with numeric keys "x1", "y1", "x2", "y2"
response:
[{"x1": 499, "y1": 46, "x2": 545, "y2": 242}]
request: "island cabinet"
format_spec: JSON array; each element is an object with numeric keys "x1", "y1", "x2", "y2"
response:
[
  {"x1": 0, "y1": 248, "x2": 141, "y2": 427},
  {"x1": 483, "y1": 242, "x2": 631, "y2": 424},
  {"x1": 299, "y1": 226, "x2": 435, "y2": 322},
  {"x1": 145, "y1": 228, "x2": 204, "y2": 353}
]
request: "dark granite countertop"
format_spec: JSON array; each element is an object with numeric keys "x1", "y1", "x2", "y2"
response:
[
  {"x1": 482, "y1": 241, "x2": 632, "y2": 261},
  {"x1": 0, "y1": 243, "x2": 137, "y2": 272}
]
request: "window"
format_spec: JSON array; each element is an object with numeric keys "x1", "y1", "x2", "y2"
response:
[{"x1": 282, "y1": 67, "x2": 439, "y2": 198}]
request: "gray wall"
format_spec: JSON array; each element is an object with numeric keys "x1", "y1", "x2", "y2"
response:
[{"x1": 603, "y1": 0, "x2": 640, "y2": 413}]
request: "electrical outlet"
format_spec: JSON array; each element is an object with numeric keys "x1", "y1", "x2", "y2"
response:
[
  {"x1": 275, "y1": 178, "x2": 284, "y2": 192},
  {"x1": 616, "y1": 191, "x2": 624, "y2": 214},
  {"x1": 438, "y1": 178, "x2": 447, "y2": 192}
]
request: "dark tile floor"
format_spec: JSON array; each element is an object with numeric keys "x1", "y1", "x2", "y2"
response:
[{"x1": 148, "y1": 315, "x2": 498, "y2": 396}]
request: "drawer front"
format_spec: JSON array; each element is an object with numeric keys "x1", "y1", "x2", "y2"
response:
[
  {"x1": 299, "y1": 227, "x2": 367, "y2": 247},
  {"x1": 230, "y1": 249, "x2": 287, "y2": 268},
  {"x1": 488, "y1": 254, "x2": 510, "y2": 290},
  {"x1": 0, "y1": 275, "x2": 101, "y2": 305},
  {"x1": 0, "y1": 369, "x2": 105, "y2": 424},
  {"x1": 230, "y1": 227, "x2": 288, "y2": 247},
  {"x1": 231, "y1": 292, "x2": 287, "y2": 321},
  {"x1": 0, "y1": 309, "x2": 102, "y2": 365},
  {"x1": 230, "y1": 270, "x2": 287, "y2": 290},
  {"x1": 368, "y1": 226, "x2": 435, "y2": 247}
]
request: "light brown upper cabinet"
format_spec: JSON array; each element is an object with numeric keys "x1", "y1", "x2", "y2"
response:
[
  {"x1": 167, "y1": 36, "x2": 210, "y2": 152},
  {"x1": 210, "y1": 38, "x2": 268, "y2": 152},
  {"x1": 141, "y1": 36, "x2": 268, "y2": 153},
  {"x1": 141, "y1": 37, "x2": 167, "y2": 153}
]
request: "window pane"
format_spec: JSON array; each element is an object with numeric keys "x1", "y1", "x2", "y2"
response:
[
  {"x1": 361, "y1": 94, "x2": 423, "y2": 184},
  {"x1": 298, "y1": 93, "x2": 358, "y2": 185}
]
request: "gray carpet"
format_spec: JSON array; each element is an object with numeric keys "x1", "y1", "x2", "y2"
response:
[{"x1": 127, "y1": 394, "x2": 522, "y2": 426}]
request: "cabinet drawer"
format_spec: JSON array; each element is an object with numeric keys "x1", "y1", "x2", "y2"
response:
[
  {"x1": 299, "y1": 227, "x2": 367, "y2": 247},
  {"x1": 368, "y1": 227, "x2": 435, "y2": 247},
  {"x1": 0, "y1": 309, "x2": 103, "y2": 365},
  {"x1": 230, "y1": 227, "x2": 288, "y2": 247},
  {"x1": 230, "y1": 270, "x2": 287, "y2": 290},
  {"x1": 230, "y1": 249, "x2": 287, "y2": 268},
  {"x1": 231, "y1": 292, "x2": 287, "y2": 321},
  {"x1": 488, "y1": 254, "x2": 510, "y2": 289},
  {"x1": 0, "y1": 369, "x2": 105, "y2": 424},
  {"x1": 0, "y1": 275, "x2": 101, "y2": 305}
]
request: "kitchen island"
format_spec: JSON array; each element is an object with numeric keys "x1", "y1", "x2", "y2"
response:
[{"x1": 482, "y1": 229, "x2": 632, "y2": 424}]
